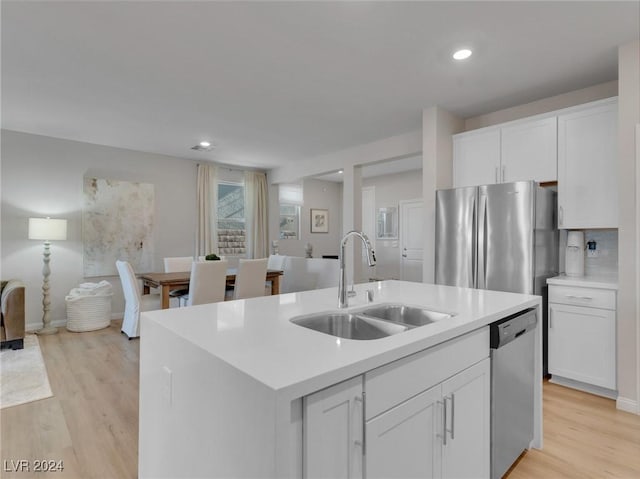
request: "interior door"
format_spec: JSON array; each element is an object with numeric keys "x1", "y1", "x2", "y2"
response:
[{"x1": 399, "y1": 199, "x2": 424, "y2": 282}]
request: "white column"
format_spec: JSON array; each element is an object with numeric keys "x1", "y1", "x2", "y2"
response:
[
  {"x1": 342, "y1": 165, "x2": 364, "y2": 284},
  {"x1": 422, "y1": 107, "x2": 464, "y2": 283}
]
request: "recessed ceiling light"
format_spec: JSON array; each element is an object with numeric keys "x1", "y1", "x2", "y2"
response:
[
  {"x1": 453, "y1": 49, "x2": 472, "y2": 60},
  {"x1": 191, "y1": 141, "x2": 215, "y2": 152}
]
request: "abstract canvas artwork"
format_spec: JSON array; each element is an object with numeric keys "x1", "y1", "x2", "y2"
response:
[{"x1": 83, "y1": 177, "x2": 155, "y2": 277}]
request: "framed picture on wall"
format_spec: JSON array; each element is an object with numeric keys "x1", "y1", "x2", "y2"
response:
[{"x1": 310, "y1": 208, "x2": 329, "y2": 233}]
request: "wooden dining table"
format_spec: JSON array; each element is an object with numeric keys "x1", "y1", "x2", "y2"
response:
[{"x1": 139, "y1": 269, "x2": 284, "y2": 309}]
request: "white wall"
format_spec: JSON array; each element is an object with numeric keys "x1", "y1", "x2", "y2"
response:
[
  {"x1": 269, "y1": 178, "x2": 342, "y2": 258},
  {"x1": 616, "y1": 40, "x2": 639, "y2": 413},
  {"x1": 363, "y1": 170, "x2": 422, "y2": 280},
  {"x1": 1, "y1": 130, "x2": 198, "y2": 331}
]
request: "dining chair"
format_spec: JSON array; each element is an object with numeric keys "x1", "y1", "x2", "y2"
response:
[
  {"x1": 116, "y1": 260, "x2": 161, "y2": 338},
  {"x1": 164, "y1": 256, "x2": 194, "y2": 272},
  {"x1": 163, "y1": 256, "x2": 194, "y2": 306},
  {"x1": 233, "y1": 258, "x2": 269, "y2": 300},
  {"x1": 180, "y1": 260, "x2": 228, "y2": 307}
]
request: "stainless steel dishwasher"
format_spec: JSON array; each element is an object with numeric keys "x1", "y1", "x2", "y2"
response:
[{"x1": 490, "y1": 308, "x2": 537, "y2": 479}]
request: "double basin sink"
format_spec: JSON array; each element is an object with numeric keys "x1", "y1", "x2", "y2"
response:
[{"x1": 290, "y1": 303, "x2": 453, "y2": 340}]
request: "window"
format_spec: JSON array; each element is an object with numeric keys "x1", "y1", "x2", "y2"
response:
[
  {"x1": 279, "y1": 204, "x2": 300, "y2": 240},
  {"x1": 217, "y1": 181, "x2": 246, "y2": 255},
  {"x1": 279, "y1": 183, "x2": 303, "y2": 240}
]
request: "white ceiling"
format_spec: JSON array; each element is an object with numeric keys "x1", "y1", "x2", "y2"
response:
[
  {"x1": 2, "y1": 1, "x2": 638, "y2": 170},
  {"x1": 315, "y1": 155, "x2": 424, "y2": 182}
]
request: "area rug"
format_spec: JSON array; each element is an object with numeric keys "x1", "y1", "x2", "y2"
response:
[{"x1": 1, "y1": 334, "x2": 53, "y2": 409}]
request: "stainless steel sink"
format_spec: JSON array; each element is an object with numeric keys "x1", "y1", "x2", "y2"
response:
[
  {"x1": 290, "y1": 312, "x2": 409, "y2": 340},
  {"x1": 358, "y1": 303, "x2": 453, "y2": 327}
]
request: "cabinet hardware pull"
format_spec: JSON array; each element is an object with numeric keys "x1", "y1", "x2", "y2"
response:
[
  {"x1": 495, "y1": 167, "x2": 499, "y2": 184},
  {"x1": 549, "y1": 308, "x2": 553, "y2": 329},
  {"x1": 449, "y1": 393, "x2": 455, "y2": 440},
  {"x1": 441, "y1": 399, "x2": 447, "y2": 446},
  {"x1": 501, "y1": 165, "x2": 506, "y2": 183},
  {"x1": 355, "y1": 392, "x2": 366, "y2": 455},
  {"x1": 565, "y1": 295, "x2": 593, "y2": 300}
]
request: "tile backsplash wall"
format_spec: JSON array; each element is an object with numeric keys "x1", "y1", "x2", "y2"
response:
[
  {"x1": 559, "y1": 229, "x2": 618, "y2": 276},
  {"x1": 583, "y1": 229, "x2": 618, "y2": 276}
]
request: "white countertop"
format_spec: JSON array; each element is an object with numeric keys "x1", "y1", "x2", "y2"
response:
[
  {"x1": 547, "y1": 274, "x2": 618, "y2": 290},
  {"x1": 141, "y1": 280, "x2": 539, "y2": 399}
]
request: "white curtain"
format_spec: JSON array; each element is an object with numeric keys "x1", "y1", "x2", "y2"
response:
[
  {"x1": 196, "y1": 164, "x2": 218, "y2": 256},
  {"x1": 244, "y1": 171, "x2": 269, "y2": 258}
]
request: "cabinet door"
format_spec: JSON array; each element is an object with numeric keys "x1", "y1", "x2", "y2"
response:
[
  {"x1": 441, "y1": 358, "x2": 491, "y2": 479},
  {"x1": 557, "y1": 100, "x2": 618, "y2": 228},
  {"x1": 453, "y1": 129, "x2": 501, "y2": 187},
  {"x1": 501, "y1": 116, "x2": 557, "y2": 183},
  {"x1": 548, "y1": 303, "x2": 616, "y2": 389},
  {"x1": 366, "y1": 385, "x2": 441, "y2": 479},
  {"x1": 303, "y1": 376, "x2": 363, "y2": 479}
]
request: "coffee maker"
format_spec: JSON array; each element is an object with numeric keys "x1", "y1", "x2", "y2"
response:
[{"x1": 565, "y1": 230, "x2": 585, "y2": 277}]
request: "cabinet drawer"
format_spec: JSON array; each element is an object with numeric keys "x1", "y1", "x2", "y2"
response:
[
  {"x1": 549, "y1": 285, "x2": 616, "y2": 310},
  {"x1": 364, "y1": 327, "x2": 489, "y2": 420}
]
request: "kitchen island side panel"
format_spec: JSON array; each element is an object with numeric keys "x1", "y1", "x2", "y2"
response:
[{"x1": 139, "y1": 317, "x2": 289, "y2": 479}]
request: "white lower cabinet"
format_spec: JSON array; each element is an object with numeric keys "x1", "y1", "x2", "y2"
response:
[
  {"x1": 303, "y1": 328, "x2": 491, "y2": 479},
  {"x1": 548, "y1": 302, "x2": 616, "y2": 390},
  {"x1": 548, "y1": 283, "x2": 617, "y2": 392},
  {"x1": 441, "y1": 359, "x2": 491, "y2": 478},
  {"x1": 367, "y1": 359, "x2": 490, "y2": 479},
  {"x1": 303, "y1": 375, "x2": 364, "y2": 479},
  {"x1": 366, "y1": 384, "x2": 441, "y2": 479}
]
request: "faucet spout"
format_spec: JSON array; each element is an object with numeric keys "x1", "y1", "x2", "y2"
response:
[{"x1": 338, "y1": 231, "x2": 376, "y2": 308}]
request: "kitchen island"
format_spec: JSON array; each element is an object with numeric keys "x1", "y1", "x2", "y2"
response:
[{"x1": 139, "y1": 280, "x2": 542, "y2": 478}]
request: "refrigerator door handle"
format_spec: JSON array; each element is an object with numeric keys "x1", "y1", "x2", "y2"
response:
[
  {"x1": 477, "y1": 194, "x2": 488, "y2": 289},
  {"x1": 472, "y1": 194, "x2": 477, "y2": 287}
]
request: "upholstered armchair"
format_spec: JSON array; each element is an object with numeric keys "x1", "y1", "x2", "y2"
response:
[{"x1": 1, "y1": 280, "x2": 26, "y2": 350}]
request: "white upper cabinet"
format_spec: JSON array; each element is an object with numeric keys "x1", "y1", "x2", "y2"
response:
[
  {"x1": 453, "y1": 128, "x2": 501, "y2": 187},
  {"x1": 557, "y1": 99, "x2": 618, "y2": 228},
  {"x1": 453, "y1": 116, "x2": 558, "y2": 188},
  {"x1": 501, "y1": 116, "x2": 557, "y2": 183}
]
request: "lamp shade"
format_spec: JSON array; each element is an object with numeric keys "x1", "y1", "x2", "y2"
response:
[{"x1": 28, "y1": 218, "x2": 67, "y2": 241}]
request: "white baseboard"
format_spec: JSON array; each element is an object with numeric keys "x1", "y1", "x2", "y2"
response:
[
  {"x1": 549, "y1": 375, "x2": 617, "y2": 400},
  {"x1": 616, "y1": 396, "x2": 639, "y2": 415}
]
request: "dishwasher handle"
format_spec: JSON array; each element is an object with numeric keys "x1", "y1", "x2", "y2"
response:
[{"x1": 490, "y1": 308, "x2": 537, "y2": 349}]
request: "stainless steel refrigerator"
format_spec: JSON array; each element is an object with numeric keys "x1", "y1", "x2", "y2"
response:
[{"x1": 435, "y1": 180, "x2": 558, "y2": 295}]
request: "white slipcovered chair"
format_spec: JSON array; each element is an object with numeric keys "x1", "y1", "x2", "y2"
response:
[
  {"x1": 267, "y1": 254, "x2": 286, "y2": 271},
  {"x1": 307, "y1": 257, "x2": 340, "y2": 289},
  {"x1": 163, "y1": 256, "x2": 194, "y2": 272},
  {"x1": 232, "y1": 258, "x2": 268, "y2": 300},
  {"x1": 164, "y1": 256, "x2": 194, "y2": 307},
  {"x1": 116, "y1": 260, "x2": 161, "y2": 338},
  {"x1": 180, "y1": 260, "x2": 228, "y2": 307},
  {"x1": 280, "y1": 256, "x2": 315, "y2": 294}
]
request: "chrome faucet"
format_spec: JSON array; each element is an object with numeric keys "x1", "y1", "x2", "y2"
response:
[{"x1": 338, "y1": 231, "x2": 376, "y2": 308}]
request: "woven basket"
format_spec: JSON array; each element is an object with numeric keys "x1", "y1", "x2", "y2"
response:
[{"x1": 66, "y1": 294, "x2": 113, "y2": 332}]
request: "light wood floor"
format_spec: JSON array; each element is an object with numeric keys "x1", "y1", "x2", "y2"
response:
[{"x1": 2, "y1": 322, "x2": 640, "y2": 478}]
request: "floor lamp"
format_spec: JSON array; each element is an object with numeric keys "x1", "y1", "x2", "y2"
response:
[{"x1": 28, "y1": 217, "x2": 67, "y2": 335}]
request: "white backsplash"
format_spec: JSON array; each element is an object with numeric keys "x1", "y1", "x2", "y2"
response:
[{"x1": 559, "y1": 229, "x2": 618, "y2": 277}]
